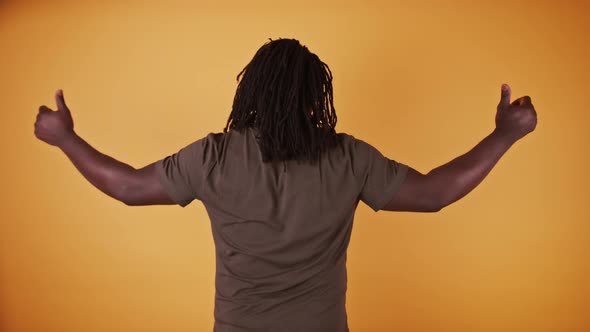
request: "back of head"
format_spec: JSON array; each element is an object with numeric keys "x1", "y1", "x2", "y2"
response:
[{"x1": 224, "y1": 38, "x2": 341, "y2": 164}]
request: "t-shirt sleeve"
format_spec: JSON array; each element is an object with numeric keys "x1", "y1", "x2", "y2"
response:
[
  {"x1": 354, "y1": 137, "x2": 409, "y2": 212},
  {"x1": 154, "y1": 135, "x2": 215, "y2": 208}
]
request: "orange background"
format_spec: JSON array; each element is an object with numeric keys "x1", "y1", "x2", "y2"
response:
[{"x1": 1, "y1": 0, "x2": 588, "y2": 331}]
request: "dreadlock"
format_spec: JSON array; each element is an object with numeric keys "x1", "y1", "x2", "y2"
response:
[{"x1": 223, "y1": 38, "x2": 342, "y2": 165}]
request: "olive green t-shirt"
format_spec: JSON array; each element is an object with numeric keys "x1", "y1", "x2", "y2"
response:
[{"x1": 155, "y1": 127, "x2": 408, "y2": 332}]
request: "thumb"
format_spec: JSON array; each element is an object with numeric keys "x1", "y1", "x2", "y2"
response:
[
  {"x1": 55, "y1": 89, "x2": 70, "y2": 113},
  {"x1": 498, "y1": 83, "x2": 511, "y2": 110}
]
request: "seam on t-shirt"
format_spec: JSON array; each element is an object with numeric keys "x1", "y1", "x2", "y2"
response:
[
  {"x1": 373, "y1": 162, "x2": 409, "y2": 212},
  {"x1": 154, "y1": 158, "x2": 192, "y2": 208}
]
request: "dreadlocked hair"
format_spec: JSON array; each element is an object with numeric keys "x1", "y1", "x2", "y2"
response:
[{"x1": 223, "y1": 38, "x2": 342, "y2": 165}]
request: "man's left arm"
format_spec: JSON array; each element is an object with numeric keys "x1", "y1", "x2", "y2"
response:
[{"x1": 34, "y1": 90, "x2": 175, "y2": 206}]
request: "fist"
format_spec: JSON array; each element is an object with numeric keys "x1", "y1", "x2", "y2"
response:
[
  {"x1": 34, "y1": 89, "x2": 75, "y2": 147},
  {"x1": 495, "y1": 84, "x2": 538, "y2": 141}
]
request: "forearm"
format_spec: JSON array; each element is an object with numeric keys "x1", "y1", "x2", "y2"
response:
[
  {"x1": 59, "y1": 131, "x2": 135, "y2": 201},
  {"x1": 427, "y1": 129, "x2": 517, "y2": 209}
]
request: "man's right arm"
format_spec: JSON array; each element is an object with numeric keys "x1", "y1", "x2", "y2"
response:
[{"x1": 382, "y1": 84, "x2": 538, "y2": 212}]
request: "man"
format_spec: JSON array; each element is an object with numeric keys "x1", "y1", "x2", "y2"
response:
[{"x1": 34, "y1": 38, "x2": 537, "y2": 331}]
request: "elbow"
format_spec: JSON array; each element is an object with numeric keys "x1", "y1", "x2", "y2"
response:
[
  {"x1": 122, "y1": 199, "x2": 138, "y2": 206},
  {"x1": 116, "y1": 186, "x2": 137, "y2": 206},
  {"x1": 425, "y1": 197, "x2": 447, "y2": 213},
  {"x1": 427, "y1": 207, "x2": 442, "y2": 213},
  {"x1": 425, "y1": 204, "x2": 443, "y2": 213},
  {"x1": 113, "y1": 170, "x2": 143, "y2": 206},
  {"x1": 120, "y1": 191, "x2": 141, "y2": 206},
  {"x1": 120, "y1": 196, "x2": 135, "y2": 206}
]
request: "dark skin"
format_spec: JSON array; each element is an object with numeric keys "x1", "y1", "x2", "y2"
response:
[{"x1": 34, "y1": 84, "x2": 537, "y2": 210}]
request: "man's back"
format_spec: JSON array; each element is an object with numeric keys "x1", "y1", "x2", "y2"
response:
[{"x1": 154, "y1": 127, "x2": 408, "y2": 331}]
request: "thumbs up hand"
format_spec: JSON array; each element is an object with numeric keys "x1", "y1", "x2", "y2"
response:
[
  {"x1": 494, "y1": 84, "x2": 538, "y2": 142},
  {"x1": 34, "y1": 89, "x2": 75, "y2": 147}
]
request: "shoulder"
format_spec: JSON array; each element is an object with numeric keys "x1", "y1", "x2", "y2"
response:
[
  {"x1": 335, "y1": 132, "x2": 375, "y2": 155},
  {"x1": 204, "y1": 131, "x2": 226, "y2": 142},
  {"x1": 174, "y1": 131, "x2": 226, "y2": 159},
  {"x1": 193, "y1": 131, "x2": 226, "y2": 148}
]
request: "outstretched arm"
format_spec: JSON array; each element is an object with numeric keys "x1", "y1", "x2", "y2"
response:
[
  {"x1": 383, "y1": 84, "x2": 538, "y2": 212},
  {"x1": 34, "y1": 90, "x2": 175, "y2": 206}
]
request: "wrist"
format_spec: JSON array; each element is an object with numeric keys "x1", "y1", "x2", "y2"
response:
[
  {"x1": 58, "y1": 130, "x2": 80, "y2": 152},
  {"x1": 491, "y1": 128, "x2": 518, "y2": 146}
]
